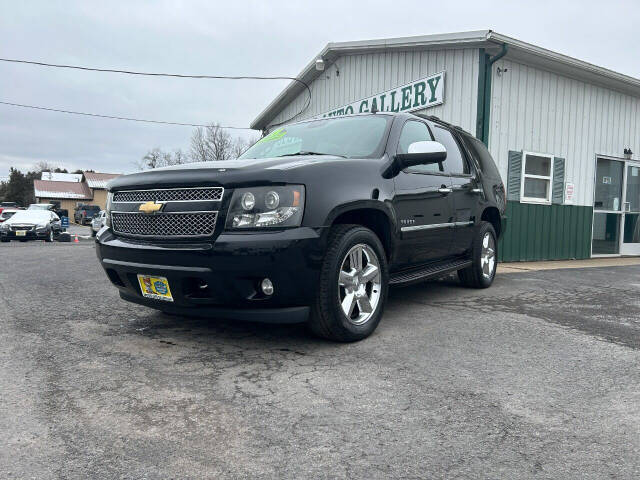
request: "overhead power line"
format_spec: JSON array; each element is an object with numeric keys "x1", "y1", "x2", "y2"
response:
[
  {"x1": 0, "y1": 100, "x2": 252, "y2": 129},
  {"x1": 0, "y1": 57, "x2": 312, "y2": 125}
]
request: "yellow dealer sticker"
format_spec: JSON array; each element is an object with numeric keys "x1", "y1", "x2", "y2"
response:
[{"x1": 137, "y1": 274, "x2": 173, "y2": 302}]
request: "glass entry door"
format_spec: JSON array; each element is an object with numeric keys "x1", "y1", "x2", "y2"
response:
[
  {"x1": 592, "y1": 158, "x2": 624, "y2": 255},
  {"x1": 621, "y1": 162, "x2": 640, "y2": 255},
  {"x1": 592, "y1": 158, "x2": 640, "y2": 256}
]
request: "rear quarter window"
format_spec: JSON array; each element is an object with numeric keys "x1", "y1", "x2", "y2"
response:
[{"x1": 460, "y1": 133, "x2": 502, "y2": 181}]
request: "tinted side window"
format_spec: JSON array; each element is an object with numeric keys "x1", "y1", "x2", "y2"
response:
[
  {"x1": 432, "y1": 126, "x2": 469, "y2": 175},
  {"x1": 460, "y1": 134, "x2": 502, "y2": 181},
  {"x1": 397, "y1": 121, "x2": 442, "y2": 174}
]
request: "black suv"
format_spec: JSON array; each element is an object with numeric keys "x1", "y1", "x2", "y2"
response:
[{"x1": 97, "y1": 113, "x2": 506, "y2": 341}]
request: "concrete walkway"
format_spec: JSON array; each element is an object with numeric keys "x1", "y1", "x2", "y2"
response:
[{"x1": 498, "y1": 256, "x2": 640, "y2": 274}]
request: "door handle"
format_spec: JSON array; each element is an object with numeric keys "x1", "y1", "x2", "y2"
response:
[
  {"x1": 438, "y1": 187, "x2": 453, "y2": 194},
  {"x1": 470, "y1": 188, "x2": 483, "y2": 194}
]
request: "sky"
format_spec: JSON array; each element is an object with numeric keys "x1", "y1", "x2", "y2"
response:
[{"x1": 1, "y1": 0, "x2": 639, "y2": 178}]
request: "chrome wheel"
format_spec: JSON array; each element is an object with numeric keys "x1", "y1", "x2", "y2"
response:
[
  {"x1": 480, "y1": 232, "x2": 496, "y2": 279},
  {"x1": 338, "y1": 243, "x2": 382, "y2": 325}
]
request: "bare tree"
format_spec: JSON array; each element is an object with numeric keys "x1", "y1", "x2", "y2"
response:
[
  {"x1": 171, "y1": 148, "x2": 188, "y2": 165},
  {"x1": 190, "y1": 128, "x2": 208, "y2": 162},
  {"x1": 140, "y1": 148, "x2": 163, "y2": 169},
  {"x1": 137, "y1": 148, "x2": 189, "y2": 170},
  {"x1": 190, "y1": 123, "x2": 234, "y2": 162},
  {"x1": 33, "y1": 160, "x2": 59, "y2": 173},
  {"x1": 137, "y1": 123, "x2": 255, "y2": 170},
  {"x1": 232, "y1": 136, "x2": 259, "y2": 158}
]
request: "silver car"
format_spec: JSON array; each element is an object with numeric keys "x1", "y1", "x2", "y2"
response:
[
  {"x1": 0, "y1": 210, "x2": 61, "y2": 242},
  {"x1": 91, "y1": 210, "x2": 107, "y2": 236}
]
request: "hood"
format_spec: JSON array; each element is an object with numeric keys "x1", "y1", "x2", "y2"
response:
[
  {"x1": 4, "y1": 211, "x2": 51, "y2": 225},
  {"x1": 108, "y1": 155, "x2": 374, "y2": 190}
]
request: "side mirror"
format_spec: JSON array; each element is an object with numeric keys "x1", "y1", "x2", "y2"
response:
[{"x1": 395, "y1": 141, "x2": 447, "y2": 169}]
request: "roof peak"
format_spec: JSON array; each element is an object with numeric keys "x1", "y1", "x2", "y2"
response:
[{"x1": 251, "y1": 30, "x2": 640, "y2": 130}]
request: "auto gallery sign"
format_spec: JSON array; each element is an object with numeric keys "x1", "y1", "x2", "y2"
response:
[{"x1": 318, "y1": 71, "x2": 445, "y2": 118}]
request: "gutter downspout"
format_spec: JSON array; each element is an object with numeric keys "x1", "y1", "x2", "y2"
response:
[{"x1": 476, "y1": 43, "x2": 508, "y2": 145}]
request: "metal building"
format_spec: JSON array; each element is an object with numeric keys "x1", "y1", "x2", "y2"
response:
[{"x1": 251, "y1": 30, "x2": 640, "y2": 261}]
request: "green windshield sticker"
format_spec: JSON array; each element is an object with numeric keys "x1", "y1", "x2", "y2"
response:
[{"x1": 258, "y1": 128, "x2": 286, "y2": 143}]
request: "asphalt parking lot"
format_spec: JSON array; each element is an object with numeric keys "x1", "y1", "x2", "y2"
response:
[{"x1": 1, "y1": 241, "x2": 639, "y2": 479}]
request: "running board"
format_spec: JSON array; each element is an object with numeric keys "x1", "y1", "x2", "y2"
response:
[{"x1": 390, "y1": 258, "x2": 472, "y2": 286}]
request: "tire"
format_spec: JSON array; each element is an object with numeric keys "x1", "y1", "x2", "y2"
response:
[
  {"x1": 45, "y1": 229, "x2": 54, "y2": 242},
  {"x1": 91, "y1": 229, "x2": 96, "y2": 237},
  {"x1": 1, "y1": 238, "x2": 9, "y2": 243},
  {"x1": 458, "y1": 221, "x2": 497, "y2": 288},
  {"x1": 308, "y1": 224, "x2": 389, "y2": 342}
]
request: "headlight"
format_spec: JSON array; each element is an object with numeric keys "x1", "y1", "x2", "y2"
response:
[
  {"x1": 105, "y1": 192, "x2": 113, "y2": 227},
  {"x1": 225, "y1": 185, "x2": 304, "y2": 230},
  {"x1": 241, "y1": 192, "x2": 256, "y2": 211},
  {"x1": 0, "y1": 223, "x2": 8, "y2": 231},
  {"x1": 36, "y1": 223, "x2": 48, "y2": 229}
]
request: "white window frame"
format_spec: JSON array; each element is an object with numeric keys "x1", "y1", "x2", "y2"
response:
[{"x1": 520, "y1": 151, "x2": 554, "y2": 204}]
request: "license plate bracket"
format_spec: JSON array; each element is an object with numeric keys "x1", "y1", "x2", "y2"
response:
[{"x1": 137, "y1": 274, "x2": 174, "y2": 302}]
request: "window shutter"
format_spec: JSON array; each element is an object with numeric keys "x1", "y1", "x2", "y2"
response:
[
  {"x1": 507, "y1": 150, "x2": 522, "y2": 201},
  {"x1": 552, "y1": 157, "x2": 565, "y2": 204}
]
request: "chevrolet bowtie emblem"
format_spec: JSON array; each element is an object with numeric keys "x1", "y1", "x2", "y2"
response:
[{"x1": 138, "y1": 201, "x2": 165, "y2": 214}]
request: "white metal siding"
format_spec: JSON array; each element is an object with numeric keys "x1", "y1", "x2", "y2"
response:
[
  {"x1": 267, "y1": 48, "x2": 479, "y2": 134},
  {"x1": 489, "y1": 59, "x2": 640, "y2": 207}
]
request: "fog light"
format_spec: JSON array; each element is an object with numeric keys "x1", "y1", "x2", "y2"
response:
[{"x1": 261, "y1": 278, "x2": 274, "y2": 296}]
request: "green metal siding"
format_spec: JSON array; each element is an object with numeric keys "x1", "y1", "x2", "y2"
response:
[{"x1": 499, "y1": 202, "x2": 593, "y2": 262}]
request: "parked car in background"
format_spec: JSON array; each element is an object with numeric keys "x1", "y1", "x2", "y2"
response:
[
  {"x1": 28, "y1": 203, "x2": 68, "y2": 221},
  {"x1": 47, "y1": 200, "x2": 68, "y2": 220},
  {"x1": 0, "y1": 210, "x2": 61, "y2": 242},
  {"x1": 91, "y1": 210, "x2": 106, "y2": 236},
  {"x1": 28, "y1": 203, "x2": 55, "y2": 211},
  {"x1": 0, "y1": 208, "x2": 20, "y2": 223},
  {"x1": 74, "y1": 205, "x2": 101, "y2": 225},
  {"x1": 0, "y1": 201, "x2": 20, "y2": 214}
]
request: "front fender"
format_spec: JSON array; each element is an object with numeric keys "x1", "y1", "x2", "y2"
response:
[{"x1": 323, "y1": 200, "x2": 397, "y2": 228}]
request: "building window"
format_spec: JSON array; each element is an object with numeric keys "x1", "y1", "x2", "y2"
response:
[{"x1": 520, "y1": 152, "x2": 554, "y2": 204}]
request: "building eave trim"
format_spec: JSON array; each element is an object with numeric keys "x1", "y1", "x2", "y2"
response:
[{"x1": 251, "y1": 30, "x2": 640, "y2": 131}]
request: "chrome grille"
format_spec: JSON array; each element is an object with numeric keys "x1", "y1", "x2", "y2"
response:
[
  {"x1": 11, "y1": 225, "x2": 34, "y2": 231},
  {"x1": 111, "y1": 212, "x2": 218, "y2": 237},
  {"x1": 113, "y1": 187, "x2": 223, "y2": 203}
]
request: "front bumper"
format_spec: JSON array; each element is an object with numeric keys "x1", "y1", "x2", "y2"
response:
[
  {"x1": 96, "y1": 227, "x2": 326, "y2": 323},
  {"x1": 1, "y1": 229, "x2": 49, "y2": 240}
]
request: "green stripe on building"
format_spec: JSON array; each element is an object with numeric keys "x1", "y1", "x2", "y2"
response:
[{"x1": 499, "y1": 202, "x2": 593, "y2": 262}]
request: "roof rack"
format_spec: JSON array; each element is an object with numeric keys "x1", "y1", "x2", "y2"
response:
[{"x1": 412, "y1": 112, "x2": 468, "y2": 134}]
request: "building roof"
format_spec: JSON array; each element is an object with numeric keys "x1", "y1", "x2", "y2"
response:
[
  {"x1": 33, "y1": 180, "x2": 92, "y2": 200},
  {"x1": 250, "y1": 30, "x2": 640, "y2": 130},
  {"x1": 41, "y1": 172, "x2": 83, "y2": 182},
  {"x1": 83, "y1": 171, "x2": 121, "y2": 189}
]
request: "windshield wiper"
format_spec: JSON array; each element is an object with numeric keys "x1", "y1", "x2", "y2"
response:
[{"x1": 276, "y1": 151, "x2": 347, "y2": 158}]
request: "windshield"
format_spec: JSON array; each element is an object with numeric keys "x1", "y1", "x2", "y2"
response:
[
  {"x1": 9, "y1": 210, "x2": 52, "y2": 223},
  {"x1": 28, "y1": 204, "x2": 52, "y2": 210},
  {"x1": 240, "y1": 116, "x2": 391, "y2": 160},
  {"x1": 83, "y1": 206, "x2": 100, "y2": 212}
]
